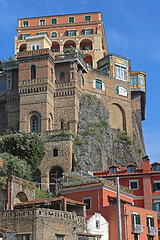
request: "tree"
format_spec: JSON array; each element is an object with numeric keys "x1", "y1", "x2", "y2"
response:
[
  {"x1": 64, "y1": 46, "x2": 85, "y2": 59},
  {"x1": 0, "y1": 132, "x2": 45, "y2": 171},
  {"x1": 0, "y1": 61, "x2": 3, "y2": 71},
  {"x1": 0, "y1": 152, "x2": 32, "y2": 180}
]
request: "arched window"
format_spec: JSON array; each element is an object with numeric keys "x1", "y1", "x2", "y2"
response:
[
  {"x1": 61, "y1": 121, "x2": 64, "y2": 130},
  {"x1": 31, "y1": 65, "x2": 36, "y2": 79},
  {"x1": 49, "y1": 166, "x2": 63, "y2": 192},
  {"x1": 93, "y1": 79, "x2": 105, "y2": 91},
  {"x1": 60, "y1": 72, "x2": 65, "y2": 81},
  {"x1": 51, "y1": 32, "x2": 57, "y2": 37},
  {"x1": 30, "y1": 115, "x2": 39, "y2": 132},
  {"x1": 81, "y1": 76, "x2": 84, "y2": 86},
  {"x1": 53, "y1": 148, "x2": 58, "y2": 157}
]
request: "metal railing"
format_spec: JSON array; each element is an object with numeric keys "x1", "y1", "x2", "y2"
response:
[
  {"x1": 132, "y1": 224, "x2": 143, "y2": 234},
  {"x1": 148, "y1": 226, "x2": 158, "y2": 236}
]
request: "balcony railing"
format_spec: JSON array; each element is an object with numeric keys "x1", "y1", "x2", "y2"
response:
[
  {"x1": 148, "y1": 226, "x2": 158, "y2": 236},
  {"x1": 132, "y1": 224, "x2": 143, "y2": 234}
]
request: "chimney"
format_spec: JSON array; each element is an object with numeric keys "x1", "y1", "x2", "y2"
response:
[{"x1": 142, "y1": 155, "x2": 150, "y2": 172}]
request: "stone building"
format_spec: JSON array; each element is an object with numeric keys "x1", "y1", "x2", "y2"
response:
[
  {"x1": 0, "y1": 196, "x2": 96, "y2": 240},
  {"x1": 0, "y1": 12, "x2": 146, "y2": 190}
]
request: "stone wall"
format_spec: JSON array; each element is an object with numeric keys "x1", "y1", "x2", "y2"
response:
[
  {"x1": 0, "y1": 208, "x2": 86, "y2": 240},
  {"x1": 72, "y1": 93, "x2": 144, "y2": 171}
]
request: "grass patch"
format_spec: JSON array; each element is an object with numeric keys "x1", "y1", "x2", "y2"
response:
[
  {"x1": 135, "y1": 148, "x2": 142, "y2": 154},
  {"x1": 116, "y1": 130, "x2": 133, "y2": 145}
]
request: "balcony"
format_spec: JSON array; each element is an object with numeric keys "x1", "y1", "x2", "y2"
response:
[
  {"x1": 148, "y1": 227, "x2": 158, "y2": 236},
  {"x1": 132, "y1": 224, "x2": 143, "y2": 234}
]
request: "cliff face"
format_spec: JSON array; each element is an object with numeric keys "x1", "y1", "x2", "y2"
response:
[{"x1": 72, "y1": 93, "x2": 145, "y2": 172}]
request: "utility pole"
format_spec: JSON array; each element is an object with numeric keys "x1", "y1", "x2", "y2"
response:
[
  {"x1": 117, "y1": 177, "x2": 122, "y2": 240},
  {"x1": 124, "y1": 206, "x2": 129, "y2": 240}
]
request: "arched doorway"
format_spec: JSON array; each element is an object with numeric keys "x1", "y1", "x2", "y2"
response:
[
  {"x1": 19, "y1": 44, "x2": 27, "y2": 52},
  {"x1": 110, "y1": 103, "x2": 126, "y2": 131},
  {"x1": 14, "y1": 192, "x2": 28, "y2": 205},
  {"x1": 80, "y1": 39, "x2": 93, "y2": 50},
  {"x1": 49, "y1": 166, "x2": 63, "y2": 193},
  {"x1": 64, "y1": 40, "x2": 76, "y2": 51}
]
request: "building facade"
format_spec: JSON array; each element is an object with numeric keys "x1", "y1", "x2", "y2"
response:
[
  {"x1": 59, "y1": 180, "x2": 158, "y2": 240},
  {"x1": 94, "y1": 156, "x2": 160, "y2": 239},
  {"x1": 0, "y1": 12, "x2": 146, "y2": 190}
]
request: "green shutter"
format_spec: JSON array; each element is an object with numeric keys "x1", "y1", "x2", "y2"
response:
[
  {"x1": 74, "y1": 30, "x2": 77, "y2": 36},
  {"x1": 82, "y1": 29, "x2": 85, "y2": 35},
  {"x1": 136, "y1": 215, "x2": 140, "y2": 225},
  {"x1": 66, "y1": 31, "x2": 68, "y2": 36},
  {"x1": 91, "y1": 29, "x2": 94, "y2": 34},
  {"x1": 132, "y1": 215, "x2": 135, "y2": 225},
  {"x1": 20, "y1": 34, "x2": 23, "y2": 40},
  {"x1": 151, "y1": 218, "x2": 154, "y2": 227},
  {"x1": 152, "y1": 202, "x2": 157, "y2": 211},
  {"x1": 147, "y1": 217, "x2": 149, "y2": 227}
]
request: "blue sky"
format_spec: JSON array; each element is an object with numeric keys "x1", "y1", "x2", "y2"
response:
[{"x1": 0, "y1": 0, "x2": 159, "y2": 163}]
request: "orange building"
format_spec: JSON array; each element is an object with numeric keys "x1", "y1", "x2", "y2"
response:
[
  {"x1": 15, "y1": 12, "x2": 107, "y2": 68},
  {"x1": 59, "y1": 180, "x2": 158, "y2": 240},
  {"x1": 94, "y1": 155, "x2": 160, "y2": 239}
]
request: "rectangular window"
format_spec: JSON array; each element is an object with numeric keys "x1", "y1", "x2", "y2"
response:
[
  {"x1": 129, "y1": 180, "x2": 138, "y2": 190},
  {"x1": 82, "y1": 197, "x2": 91, "y2": 210},
  {"x1": 130, "y1": 75, "x2": 138, "y2": 86},
  {"x1": 22, "y1": 235, "x2": 30, "y2": 240},
  {"x1": 85, "y1": 16, "x2": 91, "y2": 22},
  {"x1": 147, "y1": 217, "x2": 154, "y2": 227},
  {"x1": 39, "y1": 19, "x2": 45, "y2": 25},
  {"x1": 82, "y1": 29, "x2": 94, "y2": 35},
  {"x1": 115, "y1": 65, "x2": 127, "y2": 81},
  {"x1": 56, "y1": 234, "x2": 65, "y2": 240},
  {"x1": 153, "y1": 181, "x2": 160, "y2": 192},
  {"x1": 23, "y1": 21, "x2": 28, "y2": 27},
  {"x1": 67, "y1": 30, "x2": 76, "y2": 36},
  {"x1": 69, "y1": 17, "x2": 74, "y2": 23},
  {"x1": 96, "y1": 220, "x2": 100, "y2": 229},
  {"x1": 21, "y1": 34, "x2": 30, "y2": 40},
  {"x1": 132, "y1": 214, "x2": 141, "y2": 225},
  {"x1": 52, "y1": 18, "x2": 57, "y2": 24}
]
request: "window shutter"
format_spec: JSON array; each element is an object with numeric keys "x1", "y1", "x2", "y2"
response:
[
  {"x1": 93, "y1": 80, "x2": 96, "y2": 89},
  {"x1": 151, "y1": 218, "x2": 154, "y2": 227},
  {"x1": 102, "y1": 82, "x2": 105, "y2": 91},
  {"x1": 136, "y1": 215, "x2": 140, "y2": 225},
  {"x1": 91, "y1": 29, "x2": 94, "y2": 34},
  {"x1": 152, "y1": 202, "x2": 156, "y2": 211},
  {"x1": 66, "y1": 31, "x2": 68, "y2": 36},
  {"x1": 82, "y1": 29, "x2": 85, "y2": 35},
  {"x1": 147, "y1": 217, "x2": 149, "y2": 227},
  {"x1": 74, "y1": 30, "x2": 77, "y2": 36},
  {"x1": 20, "y1": 34, "x2": 23, "y2": 40},
  {"x1": 132, "y1": 215, "x2": 135, "y2": 225}
]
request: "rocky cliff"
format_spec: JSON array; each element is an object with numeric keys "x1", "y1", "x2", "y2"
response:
[{"x1": 72, "y1": 93, "x2": 145, "y2": 172}]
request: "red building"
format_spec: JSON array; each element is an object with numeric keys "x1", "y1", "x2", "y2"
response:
[
  {"x1": 94, "y1": 155, "x2": 160, "y2": 239},
  {"x1": 59, "y1": 179, "x2": 158, "y2": 240}
]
